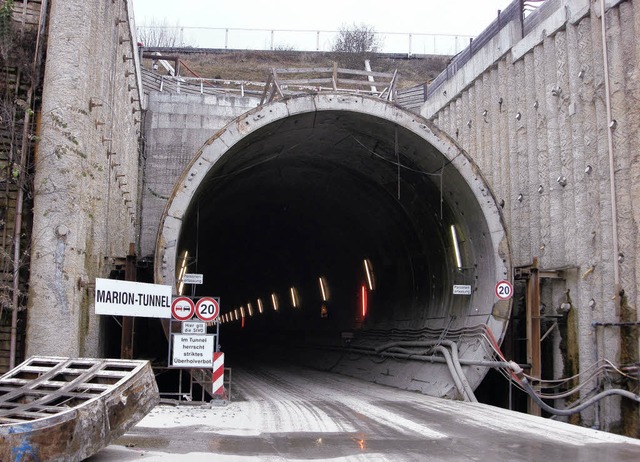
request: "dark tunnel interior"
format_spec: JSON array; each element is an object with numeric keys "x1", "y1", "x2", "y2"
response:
[
  {"x1": 156, "y1": 103, "x2": 509, "y2": 399},
  {"x1": 176, "y1": 111, "x2": 461, "y2": 355}
]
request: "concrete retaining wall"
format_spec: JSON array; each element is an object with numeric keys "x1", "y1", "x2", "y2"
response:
[
  {"x1": 139, "y1": 90, "x2": 260, "y2": 257},
  {"x1": 424, "y1": 0, "x2": 639, "y2": 432},
  {"x1": 26, "y1": 0, "x2": 142, "y2": 357}
]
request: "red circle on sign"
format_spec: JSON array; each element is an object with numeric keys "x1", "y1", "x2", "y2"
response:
[
  {"x1": 495, "y1": 280, "x2": 513, "y2": 300},
  {"x1": 195, "y1": 297, "x2": 220, "y2": 322},
  {"x1": 171, "y1": 296, "x2": 195, "y2": 321}
]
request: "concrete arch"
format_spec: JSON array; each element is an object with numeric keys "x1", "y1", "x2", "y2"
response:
[{"x1": 155, "y1": 93, "x2": 511, "y2": 397}]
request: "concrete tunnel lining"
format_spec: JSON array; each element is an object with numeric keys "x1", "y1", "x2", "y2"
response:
[{"x1": 155, "y1": 93, "x2": 511, "y2": 398}]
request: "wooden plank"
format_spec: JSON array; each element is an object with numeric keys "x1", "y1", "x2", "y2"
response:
[
  {"x1": 335, "y1": 68, "x2": 395, "y2": 78},
  {"x1": 273, "y1": 67, "x2": 334, "y2": 74},
  {"x1": 336, "y1": 78, "x2": 391, "y2": 88},
  {"x1": 332, "y1": 62, "x2": 338, "y2": 91},
  {"x1": 279, "y1": 78, "x2": 334, "y2": 86}
]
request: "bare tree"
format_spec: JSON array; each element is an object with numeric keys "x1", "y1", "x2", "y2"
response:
[
  {"x1": 136, "y1": 19, "x2": 190, "y2": 48},
  {"x1": 331, "y1": 23, "x2": 382, "y2": 54}
]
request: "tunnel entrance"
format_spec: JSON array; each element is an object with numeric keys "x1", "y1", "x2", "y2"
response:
[{"x1": 155, "y1": 94, "x2": 510, "y2": 398}]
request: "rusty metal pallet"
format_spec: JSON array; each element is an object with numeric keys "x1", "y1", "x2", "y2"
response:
[{"x1": 0, "y1": 356, "x2": 159, "y2": 462}]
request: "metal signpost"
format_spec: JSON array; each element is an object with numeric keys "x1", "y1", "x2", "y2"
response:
[{"x1": 167, "y1": 296, "x2": 221, "y2": 367}]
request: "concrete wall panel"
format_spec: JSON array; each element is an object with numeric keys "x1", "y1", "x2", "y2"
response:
[
  {"x1": 425, "y1": 0, "x2": 640, "y2": 431},
  {"x1": 27, "y1": 0, "x2": 142, "y2": 357}
]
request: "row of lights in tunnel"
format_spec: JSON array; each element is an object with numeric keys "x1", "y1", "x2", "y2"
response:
[
  {"x1": 176, "y1": 223, "x2": 466, "y2": 319},
  {"x1": 206, "y1": 259, "x2": 377, "y2": 327}
]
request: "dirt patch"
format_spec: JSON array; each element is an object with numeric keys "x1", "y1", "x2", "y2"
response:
[{"x1": 142, "y1": 49, "x2": 450, "y2": 89}]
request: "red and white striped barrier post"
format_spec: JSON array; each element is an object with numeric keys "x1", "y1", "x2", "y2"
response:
[{"x1": 212, "y1": 352, "x2": 225, "y2": 398}]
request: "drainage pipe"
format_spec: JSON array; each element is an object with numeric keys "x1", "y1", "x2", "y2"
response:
[
  {"x1": 375, "y1": 340, "x2": 477, "y2": 402},
  {"x1": 338, "y1": 345, "x2": 512, "y2": 368},
  {"x1": 597, "y1": 0, "x2": 619, "y2": 429},
  {"x1": 403, "y1": 345, "x2": 469, "y2": 401},
  {"x1": 600, "y1": 0, "x2": 620, "y2": 291}
]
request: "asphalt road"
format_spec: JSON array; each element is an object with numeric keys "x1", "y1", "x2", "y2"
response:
[{"x1": 90, "y1": 364, "x2": 640, "y2": 461}]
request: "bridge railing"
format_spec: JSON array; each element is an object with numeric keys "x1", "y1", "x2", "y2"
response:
[
  {"x1": 137, "y1": 26, "x2": 473, "y2": 56},
  {"x1": 392, "y1": 0, "x2": 548, "y2": 111},
  {"x1": 141, "y1": 68, "x2": 266, "y2": 97}
]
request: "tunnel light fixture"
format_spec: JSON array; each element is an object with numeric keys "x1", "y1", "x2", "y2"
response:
[
  {"x1": 363, "y1": 259, "x2": 375, "y2": 291},
  {"x1": 290, "y1": 287, "x2": 300, "y2": 308},
  {"x1": 257, "y1": 298, "x2": 264, "y2": 314},
  {"x1": 234, "y1": 309, "x2": 239, "y2": 321},
  {"x1": 450, "y1": 225, "x2": 463, "y2": 270},
  {"x1": 240, "y1": 306, "x2": 246, "y2": 318},
  {"x1": 361, "y1": 285, "x2": 368, "y2": 318},
  {"x1": 319, "y1": 277, "x2": 329, "y2": 302},
  {"x1": 176, "y1": 250, "x2": 189, "y2": 295},
  {"x1": 271, "y1": 293, "x2": 279, "y2": 311},
  {"x1": 247, "y1": 302, "x2": 253, "y2": 317}
]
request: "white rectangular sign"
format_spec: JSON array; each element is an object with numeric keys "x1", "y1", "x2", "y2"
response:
[
  {"x1": 182, "y1": 273, "x2": 203, "y2": 284},
  {"x1": 182, "y1": 321, "x2": 206, "y2": 334},
  {"x1": 453, "y1": 284, "x2": 472, "y2": 295},
  {"x1": 172, "y1": 334, "x2": 214, "y2": 367},
  {"x1": 94, "y1": 278, "x2": 172, "y2": 318}
]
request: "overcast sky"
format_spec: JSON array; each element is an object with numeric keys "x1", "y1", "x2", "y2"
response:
[{"x1": 131, "y1": 0, "x2": 515, "y2": 54}]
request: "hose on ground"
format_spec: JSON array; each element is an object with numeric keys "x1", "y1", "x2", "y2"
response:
[{"x1": 509, "y1": 361, "x2": 640, "y2": 416}]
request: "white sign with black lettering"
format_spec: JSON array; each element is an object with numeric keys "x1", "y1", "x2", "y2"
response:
[
  {"x1": 94, "y1": 278, "x2": 172, "y2": 318},
  {"x1": 182, "y1": 273, "x2": 203, "y2": 285},
  {"x1": 172, "y1": 334, "x2": 214, "y2": 368},
  {"x1": 182, "y1": 321, "x2": 206, "y2": 334},
  {"x1": 453, "y1": 284, "x2": 472, "y2": 295}
]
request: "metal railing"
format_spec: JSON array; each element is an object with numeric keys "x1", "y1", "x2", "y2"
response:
[
  {"x1": 260, "y1": 64, "x2": 398, "y2": 104},
  {"x1": 137, "y1": 25, "x2": 473, "y2": 56}
]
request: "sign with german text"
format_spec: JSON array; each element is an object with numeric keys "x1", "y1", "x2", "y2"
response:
[
  {"x1": 95, "y1": 278, "x2": 172, "y2": 318},
  {"x1": 182, "y1": 321, "x2": 206, "y2": 334},
  {"x1": 182, "y1": 273, "x2": 203, "y2": 285},
  {"x1": 453, "y1": 285, "x2": 472, "y2": 295},
  {"x1": 171, "y1": 334, "x2": 215, "y2": 368}
]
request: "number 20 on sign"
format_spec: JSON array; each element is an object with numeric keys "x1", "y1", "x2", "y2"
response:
[
  {"x1": 495, "y1": 280, "x2": 513, "y2": 300},
  {"x1": 195, "y1": 297, "x2": 220, "y2": 322}
]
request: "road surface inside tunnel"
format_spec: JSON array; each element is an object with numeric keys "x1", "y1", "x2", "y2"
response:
[{"x1": 92, "y1": 363, "x2": 640, "y2": 461}]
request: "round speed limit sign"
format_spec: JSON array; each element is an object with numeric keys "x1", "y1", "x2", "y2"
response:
[
  {"x1": 495, "y1": 280, "x2": 513, "y2": 300},
  {"x1": 195, "y1": 297, "x2": 220, "y2": 322}
]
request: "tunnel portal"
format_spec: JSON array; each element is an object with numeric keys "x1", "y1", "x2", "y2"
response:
[{"x1": 155, "y1": 94, "x2": 510, "y2": 398}]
